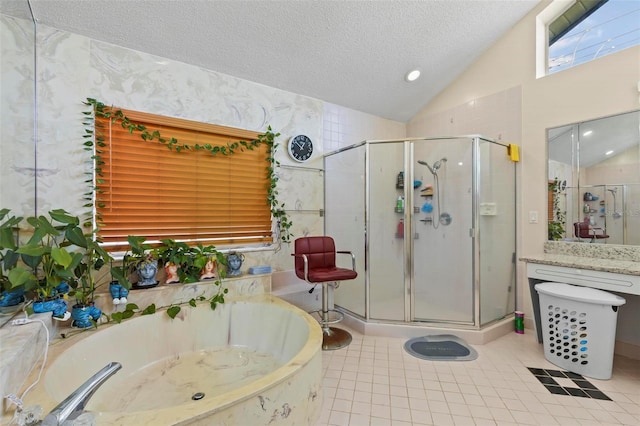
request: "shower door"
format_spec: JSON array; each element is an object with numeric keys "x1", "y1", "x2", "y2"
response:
[
  {"x1": 326, "y1": 136, "x2": 516, "y2": 328},
  {"x1": 411, "y1": 139, "x2": 474, "y2": 324}
]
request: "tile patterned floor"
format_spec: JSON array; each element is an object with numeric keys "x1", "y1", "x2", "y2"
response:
[{"x1": 316, "y1": 326, "x2": 640, "y2": 425}]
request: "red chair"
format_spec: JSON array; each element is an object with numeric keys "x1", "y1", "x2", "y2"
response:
[
  {"x1": 293, "y1": 236, "x2": 357, "y2": 350},
  {"x1": 574, "y1": 221, "x2": 609, "y2": 242}
]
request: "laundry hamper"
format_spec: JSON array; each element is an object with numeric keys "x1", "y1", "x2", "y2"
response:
[{"x1": 534, "y1": 282, "x2": 626, "y2": 380}]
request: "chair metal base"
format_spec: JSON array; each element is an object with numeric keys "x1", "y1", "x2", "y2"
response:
[{"x1": 321, "y1": 326, "x2": 352, "y2": 351}]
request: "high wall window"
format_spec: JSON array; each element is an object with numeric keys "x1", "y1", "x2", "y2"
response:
[
  {"x1": 548, "y1": 0, "x2": 640, "y2": 74},
  {"x1": 95, "y1": 109, "x2": 272, "y2": 250}
]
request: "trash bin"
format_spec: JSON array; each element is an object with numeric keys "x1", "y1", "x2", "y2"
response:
[{"x1": 534, "y1": 282, "x2": 626, "y2": 380}]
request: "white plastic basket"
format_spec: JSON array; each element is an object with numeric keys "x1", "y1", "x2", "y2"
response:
[{"x1": 535, "y1": 282, "x2": 626, "y2": 380}]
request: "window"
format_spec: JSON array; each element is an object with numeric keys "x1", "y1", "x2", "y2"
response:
[
  {"x1": 95, "y1": 109, "x2": 272, "y2": 250},
  {"x1": 548, "y1": 0, "x2": 640, "y2": 74}
]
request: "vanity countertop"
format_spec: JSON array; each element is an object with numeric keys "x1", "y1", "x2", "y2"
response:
[{"x1": 520, "y1": 241, "x2": 640, "y2": 276}]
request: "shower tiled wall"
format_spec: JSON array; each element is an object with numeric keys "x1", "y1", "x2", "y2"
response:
[{"x1": 323, "y1": 102, "x2": 406, "y2": 153}]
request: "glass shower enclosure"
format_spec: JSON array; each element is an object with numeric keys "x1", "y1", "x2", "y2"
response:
[{"x1": 324, "y1": 136, "x2": 516, "y2": 328}]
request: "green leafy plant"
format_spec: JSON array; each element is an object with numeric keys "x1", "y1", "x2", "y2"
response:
[
  {"x1": 10, "y1": 210, "x2": 88, "y2": 301},
  {"x1": 184, "y1": 244, "x2": 226, "y2": 283},
  {"x1": 155, "y1": 238, "x2": 191, "y2": 283},
  {"x1": 0, "y1": 209, "x2": 23, "y2": 294},
  {"x1": 1, "y1": 209, "x2": 113, "y2": 307},
  {"x1": 70, "y1": 229, "x2": 113, "y2": 306},
  {"x1": 82, "y1": 98, "x2": 293, "y2": 243},
  {"x1": 548, "y1": 178, "x2": 567, "y2": 241},
  {"x1": 109, "y1": 235, "x2": 155, "y2": 289}
]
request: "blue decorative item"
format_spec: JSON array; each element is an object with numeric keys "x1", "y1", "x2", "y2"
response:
[
  {"x1": 421, "y1": 202, "x2": 433, "y2": 213},
  {"x1": 33, "y1": 297, "x2": 68, "y2": 318},
  {"x1": 249, "y1": 265, "x2": 272, "y2": 275},
  {"x1": 109, "y1": 281, "x2": 129, "y2": 305},
  {"x1": 413, "y1": 180, "x2": 422, "y2": 189},
  {"x1": 54, "y1": 281, "x2": 70, "y2": 296},
  {"x1": 71, "y1": 303, "x2": 102, "y2": 328},
  {"x1": 226, "y1": 252, "x2": 245, "y2": 276},
  {"x1": 0, "y1": 288, "x2": 25, "y2": 307}
]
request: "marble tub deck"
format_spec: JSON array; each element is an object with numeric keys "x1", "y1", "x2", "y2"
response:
[{"x1": 2, "y1": 283, "x2": 323, "y2": 425}]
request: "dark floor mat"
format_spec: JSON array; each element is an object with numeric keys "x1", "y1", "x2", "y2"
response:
[{"x1": 404, "y1": 334, "x2": 478, "y2": 361}]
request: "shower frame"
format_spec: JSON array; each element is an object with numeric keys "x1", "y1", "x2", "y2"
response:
[{"x1": 324, "y1": 135, "x2": 517, "y2": 330}]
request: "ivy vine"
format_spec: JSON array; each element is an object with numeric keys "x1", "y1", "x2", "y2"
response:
[{"x1": 81, "y1": 98, "x2": 293, "y2": 243}]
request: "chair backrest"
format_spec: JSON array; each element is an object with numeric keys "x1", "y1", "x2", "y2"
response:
[
  {"x1": 294, "y1": 236, "x2": 337, "y2": 280},
  {"x1": 574, "y1": 221, "x2": 591, "y2": 238}
]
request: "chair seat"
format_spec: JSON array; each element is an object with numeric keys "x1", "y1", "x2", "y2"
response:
[{"x1": 307, "y1": 267, "x2": 357, "y2": 283}]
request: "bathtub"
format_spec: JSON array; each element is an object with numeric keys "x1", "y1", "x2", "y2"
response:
[{"x1": 29, "y1": 294, "x2": 323, "y2": 425}]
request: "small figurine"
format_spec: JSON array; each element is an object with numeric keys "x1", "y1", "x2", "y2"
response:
[
  {"x1": 164, "y1": 262, "x2": 180, "y2": 284},
  {"x1": 200, "y1": 258, "x2": 216, "y2": 280},
  {"x1": 136, "y1": 259, "x2": 158, "y2": 287},
  {"x1": 226, "y1": 252, "x2": 245, "y2": 276},
  {"x1": 109, "y1": 281, "x2": 129, "y2": 305}
]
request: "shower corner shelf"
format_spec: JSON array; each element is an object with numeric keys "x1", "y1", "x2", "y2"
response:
[{"x1": 394, "y1": 207, "x2": 420, "y2": 213}]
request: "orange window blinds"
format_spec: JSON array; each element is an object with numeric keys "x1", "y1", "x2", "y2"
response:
[{"x1": 96, "y1": 109, "x2": 272, "y2": 250}]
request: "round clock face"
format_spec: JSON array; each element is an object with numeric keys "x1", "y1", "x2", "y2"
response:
[{"x1": 288, "y1": 135, "x2": 313, "y2": 162}]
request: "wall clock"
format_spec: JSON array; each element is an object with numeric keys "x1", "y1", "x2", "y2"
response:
[{"x1": 288, "y1": 134, "x2": 313, "y2": 162}]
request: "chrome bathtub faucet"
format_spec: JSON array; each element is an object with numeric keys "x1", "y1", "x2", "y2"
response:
[{"x1": 41, "y1": 362, "x2": 122, "y2": 426}]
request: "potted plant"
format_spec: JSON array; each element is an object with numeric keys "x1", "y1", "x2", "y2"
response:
[
  {"x1": 68, "y1": 229, "x2": 113, "y2": 328},
  {"x1": 156, "y1": 238, "x2": 191, "y2": 284},
  {"x1": 187, "y1": 244, "x2": 226, "y2": 283},
  {"x1": 127, "y1": 235, "x2": 158, "y2": 288},
  {"x1": 11, "y1": 209, "x2": 88, "y2": 320},
  {"x1": 0, "y1": 209, "x2": 25, "y2": 311}
]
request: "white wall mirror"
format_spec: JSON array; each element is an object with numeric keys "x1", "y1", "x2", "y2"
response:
[{"x1": 547, "y1": 110, "x2": 640, "y2": 245}]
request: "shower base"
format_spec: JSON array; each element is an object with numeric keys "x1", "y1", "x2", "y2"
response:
[{"x1": 340, "y1": 310, "x2": 514, "y2": 345}]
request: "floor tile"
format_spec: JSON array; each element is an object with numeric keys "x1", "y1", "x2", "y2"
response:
[{"x1": 315, "y1": 326, "x2": 639, "y2": 426}]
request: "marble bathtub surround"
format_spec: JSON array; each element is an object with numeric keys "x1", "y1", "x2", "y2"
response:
[
  {"x1": 96, "y1": 273, "x2": 272, "y2": 316},
  {"x1": 521, "y1": 242, "x2": 640, "y2": 276},
  {"x1": 0, "y1": 313, "x2": 53, "y2": 413},
  {"x1": 3, "y1": 287, "x2": 323, "y2": 425}
]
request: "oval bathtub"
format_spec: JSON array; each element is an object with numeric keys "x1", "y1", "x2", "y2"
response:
[{"x1": 36, "y1": 294, "x2": 322, "y2": 425}]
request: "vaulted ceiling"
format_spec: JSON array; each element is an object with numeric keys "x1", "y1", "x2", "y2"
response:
[{"x1": 1, "y1": 0, "x2": 540, "y2": 122}]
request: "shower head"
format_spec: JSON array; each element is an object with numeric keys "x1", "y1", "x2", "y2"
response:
[
  {"x1": 433, "y1": 157, "x2": 447, "y2": 171},
  {"x1": 417, "y1": 160, "x2": 436, "y2": 175},
  {"x1": 607, "y1": 188, "x2": 618, "y2": 194}
]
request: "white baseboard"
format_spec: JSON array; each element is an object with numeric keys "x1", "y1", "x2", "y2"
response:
[
  {"x1": 615, "y1": 340, "x2": 640, "y2": 360},
  {"x1": 340, "y1": 312, "x2": 514, "y2": 345}
]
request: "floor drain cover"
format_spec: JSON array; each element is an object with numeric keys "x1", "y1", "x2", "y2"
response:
[{"x1": 404, "y1": 334, "x2": 478, "y2": 361}]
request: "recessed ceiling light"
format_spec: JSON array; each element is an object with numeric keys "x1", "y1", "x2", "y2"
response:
[
  {"x1": 583, "y1": 130, "x2": 593, "y2": 136},
  {"x1": 405, "y1": 69, "x2": 421, "y2": 82},
  {"x1": 605, "y1": 150, "x2": 614, "y2": 156}
]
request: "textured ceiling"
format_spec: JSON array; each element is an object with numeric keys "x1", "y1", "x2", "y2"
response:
[{"x1": 2, "y1": 0, "x2": 540, "y2": 122}]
